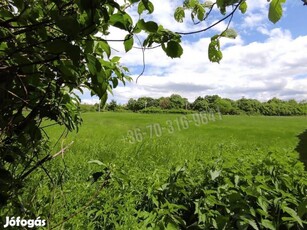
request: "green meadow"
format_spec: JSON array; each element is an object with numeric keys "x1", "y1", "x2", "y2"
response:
[
  {"x1": 24, "y1": 113, "x2": 307, "y2": 229},
  {"x1": 47, "y1": 112, "x2": 306, "y2": 165}
]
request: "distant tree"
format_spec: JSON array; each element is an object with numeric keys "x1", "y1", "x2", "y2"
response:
[
  {"x1": 159, "y1": 97, "x2": 172, "y2": 109},
  {"x1": 215, "y1": 98, "x2": 233, "y2": 114},
  {"x1": 260, "y1": 103, "x2": 273, "y2": 116},
  {"x1": 169, "y1": 94, "x2": 188, "y2": 109},
  {"x1": 107, "y1": 100, "x2": 118, "y2": 111},
  {"x1": 134, "y1": 97, "x2": 148, "y2": 110},
  {"x1": 140, "y1": 97, "x2": 159, "y2": 108},
  {"x1": 268, "y1": 97, "x2": 284, "y2": 104},
  {"x1": 127, "y1": 98, "x2": 137, "y2": 111},
  {"x1": 192, "y1": 97, "x2": 209, "y2": 111},
  {"x1": 299, "y1": 100, "x2": 307, "y2": 115},
  {"x1": 236, "y1": 98, "x2": 262, "y2": 115}
]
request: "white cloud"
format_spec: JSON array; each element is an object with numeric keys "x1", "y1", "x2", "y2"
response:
[
  {"x1": 79, "y1": 2, "x2": 307, "y2": 104},
  {"x1": 107, "y1": 28, "x2": 307, "y2": 104}
]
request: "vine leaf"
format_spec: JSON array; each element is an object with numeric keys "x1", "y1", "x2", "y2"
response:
[
  {"x1": 268, "y1": 0, "x2": 286, "y2": 24},
  {"x1": 239, "y1": 1, "x2": 248, "y2": 14},
  {"x1": 124, "y1": 35, "x2": 134, "y2": 52},
  {"x1": 221, "y1": 28, "x2": 237, "y2": 39},
  {"x1": 208, "y1": 37, "x2": 222, "y2": 63},
  {"x1": 163, "y1": 41, "x2": 183, "y2": 58}
]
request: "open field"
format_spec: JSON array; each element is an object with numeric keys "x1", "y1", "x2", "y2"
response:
[
  {"x1": 20, "y1": 113, "x2": 307, "y2": 229},
  {"x1": 47, "y1": 112, "x2": 307, "y2": 166}
]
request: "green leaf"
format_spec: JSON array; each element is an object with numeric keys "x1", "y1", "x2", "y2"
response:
[
  {"x1": 109, "y1": 13, "x2": 132, "y2": 31},
  {"x1": 86, "y1": 54, "x2": 102, "y2": 75},
  {"x1": 66, "y1": 45, "x2": 81, "y2": 66},
  {"x1": 144, "y1": 21, "x2": 158, "y2": 32},
  {"x1": 221, "y1": 28, "x2": 237, "y2": 39},
  {"x1": 297, "y1": 198, "x2": 307, "y2": 218},
  {"x1": 261, "y1": 219, "x2": 275, "y2": 230},
  {"x1": 55, "y1": 15, "x2": 80, "y2": 37},
  {"x1": 142, "y1": 0, "x2": 154, "y2": 13},
  {"x1": 58, "y1": 64, "x2": 79, "y2": 81},
  {"x1": 166, "y1": 222, "x2": 178, "y2": 230},
  {"x1": 257, "y1": 197, "x2": 269, "y2": 214},
  {"x1": 0, "y1": 9, "x2": 14, "y2": 20},
  {"x1": 46, "y1": 40, "x2": 80, "y2": 65},
  {"x1": 248, "y1": 219, "x2": 259, "y2": 230},
  {"x1": 136, "y1": 20, "x2": 158, "y2": 33},
  {"x1": 164, "y1": 41, "x2": 183, "y2": 58},
  {"x1": 216, "y1": 0, "x2": 226, "y2": 14},
  {"x1": 111, "y1": 56, "x2": 121, "y2": 63},
  {"x1": 174, "y1": 7, "x2": 185, "y2": 23},
  {"x1": 46, "y1": 40, "x2": 70, "y2": 53},
  {"x1": 97, "y1": 41, "x2": 111, "y2": 58},
  {"x1": 208, "y1": 38, "x2": 222, "y2": 63},
  {"x1": 124, "y1": 35, "x2": 134, "y2": 52},
  {"x1": 197, "y1": 6, "x2": 205, "y2": 21},
  {"x1": 111, "y1": 77, "x2": 118, "y2": 88},
  {"x1": 282, "y1": 206, "x2": 303, "y2": 227},
  {"x1": 138, "y1": 0, "x2": 154, "y2": 14},
  {"x1": 186, "y1": 0, "x2": 198, "y2": 7},
  {"x1": 85, "y1": 40, "x2": 94, "y2": 54},
  {"x1": 210, "y1": 169, "x2": 221, "y2": 180},
  {"x1": 239, "y1": 1, "x2": 248, "y2": 14},
  {"x1": 137, "y1": 1, "x2": 146, "y2": 14},
  {"x1": 268, "y1": 0, "x2": 286, "y2": 24}
]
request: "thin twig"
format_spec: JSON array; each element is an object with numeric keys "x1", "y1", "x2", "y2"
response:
[
  {"x1": 135, "y1": 35, "x2": 146, "y2": 83},
  {"x1": 52, "y1": 141, "x2": 74, "y2": 159}
]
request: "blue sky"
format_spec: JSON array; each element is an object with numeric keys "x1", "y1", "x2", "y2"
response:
[{"x1": 80, "y1": 0, "x2": 307, "y2": 104}]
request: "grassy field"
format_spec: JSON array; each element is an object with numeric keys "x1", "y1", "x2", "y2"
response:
[
  {"x1": 47, "y1": 112, "x2": 307, "y2": 166},
  {"x1": 26, "y1": 112, "x2": 307, "y2": 229}
]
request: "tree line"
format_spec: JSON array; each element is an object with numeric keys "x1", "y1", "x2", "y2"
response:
[{"x1": 81, "y1": 94, "x2": 307, "y2": 116}]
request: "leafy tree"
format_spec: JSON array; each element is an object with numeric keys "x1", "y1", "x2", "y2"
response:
[
  {"x1": 135, "y1": 98, "x2": 146, "y2": 110},
  {"x1": 205, "y1": 95, "x2": 221, "y2": 104},
  {"x1": 192, "y1": 96, "x2": 209, "y2": 111},
  {"x1": 138, "y1": 97, "x2": 159, "y2": 108},
  {"x1": 107, "y1": 100, "x2": 118, "y2": 111},
  {"x1": 169, "y1": 94, "x2": 188, "y2": 109},
  {"x1": 0, "y1": 0, "x2": 183, "y2": 208},
  {"x1": 236, "y1": 98, "x2": 262, "y2": 115},
  {"x1": 159, "y1": 97, "x2": 172, "y2": 109},
  {"x1": 127, "y1": 98, "x2": 137, "y2": 111},
  {"x1": 215, "y1": 98, "x2": 233, "y2": 114}
]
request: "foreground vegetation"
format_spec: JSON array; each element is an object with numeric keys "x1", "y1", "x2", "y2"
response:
[{"x1": 1, "y1": 113, "x2": 306, "y2": 229}]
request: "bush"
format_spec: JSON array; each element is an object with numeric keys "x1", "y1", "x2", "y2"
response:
[
  {"x1": 80, "y1": 152, "x2": 307, "y2": 229},
  {"x1": 137, "y1": 153, "x2": 307, "y2": 229}
]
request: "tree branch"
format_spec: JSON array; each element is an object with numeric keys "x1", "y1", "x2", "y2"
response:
[{"x1": 176, "y1": 1, "x2": 243, "y2": 35}]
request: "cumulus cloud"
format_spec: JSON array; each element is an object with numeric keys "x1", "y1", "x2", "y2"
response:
[
  {"x1": 108, "y1": 29, "x2": 307, "y2": 104},
  {"x1": 79, "y1": 2, "x2": 307, "y2": 104}
]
